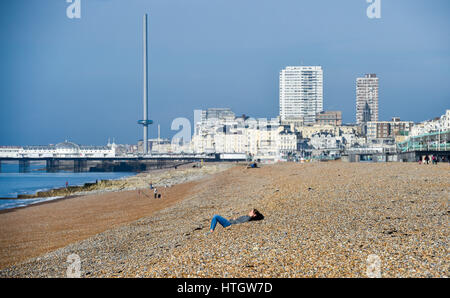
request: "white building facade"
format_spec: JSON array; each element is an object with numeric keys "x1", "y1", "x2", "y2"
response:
[
  {"x1": 279, "y1": 66, "x2": 323, "y2": 124},
  {"x1": 410, "y1": 109, "x2": 450, "y2": 137},
  {"x1": 191, "y1": 109, "x2": 298, "y2": 161}
]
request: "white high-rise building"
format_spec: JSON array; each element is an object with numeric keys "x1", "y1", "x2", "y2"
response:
[
  {"x1": 279, "y1": 66, "x2": 323, "y2": 124},
  {"x1": 356, "y1": 74, "x2": 379, "y2": 125}
]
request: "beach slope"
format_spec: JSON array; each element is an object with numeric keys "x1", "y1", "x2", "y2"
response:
[{"x1": 0, "y1": 162, "x2": 448, "y2": 277}]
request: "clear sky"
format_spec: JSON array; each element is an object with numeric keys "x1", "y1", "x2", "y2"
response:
[{"x1": 0, "y1": 0, "x2": 449, "y2": 146}]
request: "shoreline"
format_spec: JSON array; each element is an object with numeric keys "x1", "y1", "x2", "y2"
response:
[
  {"x1": 0, "y1": 195, "x2": 80, "y2": 215},
  {"x1": 0, "y1": 171, "x2": 137, "y2": 200},
  {"x1": 0, "y1": 162, "x2": 203, "y2": 202},
  {"x1": 0, "y1": 162, "x2": 236, "y2": 269},
  {"x1": 0, "y1": 162, "x2": 235, "y2": 212},
  {"x1": 0, "y1": 163, "x2": 195, "y2": 202},
  {"x1": 0, "y1": 171, "x2": 139, "y2": 212}
]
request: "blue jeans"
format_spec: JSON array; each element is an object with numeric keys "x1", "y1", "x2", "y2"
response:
[{"x1": 210, "y1": 215, "x2": 231, "y2": 231}]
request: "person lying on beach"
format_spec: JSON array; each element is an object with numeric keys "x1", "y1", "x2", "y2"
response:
[{"x1": 209, "y1": 209, "x2": 264, "y2": 233}]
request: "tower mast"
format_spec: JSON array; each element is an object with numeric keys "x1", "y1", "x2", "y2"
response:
[{"x1": 138, "y1": 13, "x2": 153, "y2": 155}]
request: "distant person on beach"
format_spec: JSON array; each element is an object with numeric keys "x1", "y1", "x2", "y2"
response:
[
  {"x1": 424, "y1": 155, "x2": 430, "y2": 164},
  {"x1": 209, "y1": 209, "x2": 264, "y2": 233},
  {"x1": 65, "y1": 181, "x2": 68, "y2": 188},
  {"x1": 247, "y1": 162, "x2": 258, "y2": 168},
  {"x1": 154, "y1": 188, "x2": 158, "y2": 199}
]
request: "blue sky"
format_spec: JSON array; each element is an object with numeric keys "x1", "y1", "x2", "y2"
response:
[{"x1": 0, "y1": 0, "x2": 449, "y2": 145}]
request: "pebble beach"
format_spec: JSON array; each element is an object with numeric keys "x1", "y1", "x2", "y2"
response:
[{"x1": 0, "y1": 162, "x2": 448, "y2": 278}]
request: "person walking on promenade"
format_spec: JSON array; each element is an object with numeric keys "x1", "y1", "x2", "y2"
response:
[{"x1": 209, "y1": 209, "x2": 264, "y2": 233}]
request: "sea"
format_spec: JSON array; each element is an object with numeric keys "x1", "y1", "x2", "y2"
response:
[{"x1": 0, "y1": 162, "x2": 136, "y2": 211}]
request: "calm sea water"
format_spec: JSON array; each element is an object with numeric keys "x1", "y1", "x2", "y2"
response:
[{"x1": 0, "y1": 163, "x2": 136, "y2": 210}]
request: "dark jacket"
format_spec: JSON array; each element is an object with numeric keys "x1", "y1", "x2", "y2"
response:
[{"x1": 229, "y1": 216, "x2": 252, "y2": 225}]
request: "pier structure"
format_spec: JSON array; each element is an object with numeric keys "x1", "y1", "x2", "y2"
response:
[
  {"x1": 46, "y1": 159, "x2": 60, "y2": 172},
  {"x1": 19, "y1": 159, "x2": 31, "y2": 173},
  {"x1": 0, "y1": 155, "x2": 220, "y2": 173}
]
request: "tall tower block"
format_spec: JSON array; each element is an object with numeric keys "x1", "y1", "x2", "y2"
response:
[
  {"x1": 356, "y1": 74, "x2": 379, "y2": 125},
  {"x1": 279, "y1": 66, "x2": 323, "y2": 125}
]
